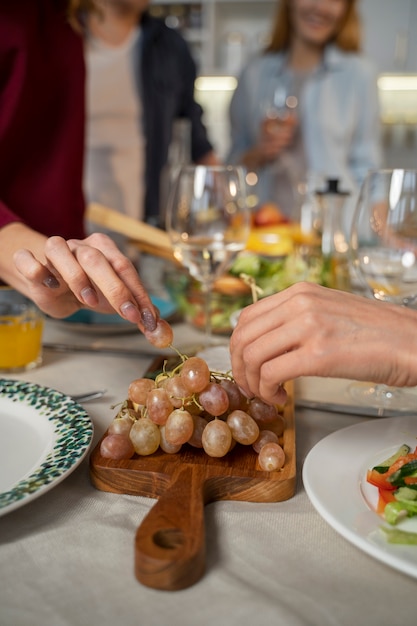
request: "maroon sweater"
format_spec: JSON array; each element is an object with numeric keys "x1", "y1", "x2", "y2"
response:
[{"x1": 0, "y1": 0, "x2": 86, "y2": 239}]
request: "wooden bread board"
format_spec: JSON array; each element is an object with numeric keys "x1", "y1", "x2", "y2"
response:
[{"x1": 89, "y1": 360, "x2": 296, "y2": 591}]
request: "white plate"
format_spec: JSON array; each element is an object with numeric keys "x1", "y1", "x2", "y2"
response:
[
  {"x1": 303, "y1": 415, "x2": 417, "y2": 579},
  {"x1": 0, "y1": 379, "x2": 93, "y2": 516}
]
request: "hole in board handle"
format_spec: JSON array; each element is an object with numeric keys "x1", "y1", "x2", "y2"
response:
[{"x1": 153, "y1": 528, "x2": 185, "y2": 550}]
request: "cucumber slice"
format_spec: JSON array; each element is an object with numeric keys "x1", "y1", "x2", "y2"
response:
[
  {"x1": 388, "y1": 460, "x2": 417, "y2": 487},
  {"x1": 395, "y1": 486, "x2": 417, "y2": 502},
  {"x1": 373, "y1": 443, "x2": 411, "y2": 473}
]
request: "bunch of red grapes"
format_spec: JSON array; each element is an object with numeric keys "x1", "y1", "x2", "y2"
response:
[
  {"x1": 100, "y1": 350, "x2": 286, "y2": 472},
  {"x1": 100, "y1": 318, "x2": 286, "y2": 471}
]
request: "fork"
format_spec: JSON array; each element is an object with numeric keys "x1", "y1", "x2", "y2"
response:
[{"x1": 71, "y1": 390, "x2": 107, "y2": 402}]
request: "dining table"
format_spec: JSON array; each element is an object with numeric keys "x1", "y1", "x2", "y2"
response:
[{"x1": 1, "y1": 315, "x2": 417, "y2": 626}]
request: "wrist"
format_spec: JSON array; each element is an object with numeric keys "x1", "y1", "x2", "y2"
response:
[{"x1": 0, "y1": 222, "x2": 47, "y2": 290}]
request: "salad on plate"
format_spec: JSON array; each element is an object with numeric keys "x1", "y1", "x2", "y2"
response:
[{"x1": 366, "y1": 443, "x2": 417, "y2": 544}]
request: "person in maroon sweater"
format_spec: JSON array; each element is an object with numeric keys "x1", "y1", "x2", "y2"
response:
[{"x1": 0, "y1": 0, "x2": 157, "y2": 332}]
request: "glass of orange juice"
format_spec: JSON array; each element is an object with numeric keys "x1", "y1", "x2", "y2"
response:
[{"x1": 0, "y1": 287, "x2": 44, "y2": 372}]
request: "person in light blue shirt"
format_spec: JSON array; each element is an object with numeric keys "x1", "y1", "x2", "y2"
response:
[{"x1": 227, "y1": 0, "x2": 381, "y2": 221}]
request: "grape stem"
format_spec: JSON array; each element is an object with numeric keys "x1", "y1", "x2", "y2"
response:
[{"x1": 239, "y1": 273, "x2": 263, "y2": 303}]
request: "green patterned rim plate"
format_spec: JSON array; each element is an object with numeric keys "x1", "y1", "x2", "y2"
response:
[{"x1": 0, "y1": 379, "x2": 93, "y2": 516}]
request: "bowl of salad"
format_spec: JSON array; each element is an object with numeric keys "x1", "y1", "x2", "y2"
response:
[
  {"x1": 164, "y1": 222, "x2": 332, "y2": 334},
  {"x1": 164, "y1": 269, "x2": 252, "y2": 335}
]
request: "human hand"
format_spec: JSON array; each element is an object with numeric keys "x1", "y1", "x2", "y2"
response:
[
  {"x1": 230, "y1": 282, "x2": 417, "y2": 405},
  {"x1": 257, "y1": 113, "x2": 297, "y2": 163},
  {"x1": 13, "y1": 232, "x2": 158, "y2": 332}
]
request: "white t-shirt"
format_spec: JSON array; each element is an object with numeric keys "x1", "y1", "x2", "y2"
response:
[{"x1": 84, "y1": 27, "x2": 145, "y2": 222}]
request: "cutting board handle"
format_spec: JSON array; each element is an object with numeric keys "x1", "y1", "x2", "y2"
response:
[{"x1": 134, "y1": 464, "x2": 206, "y2": 590}]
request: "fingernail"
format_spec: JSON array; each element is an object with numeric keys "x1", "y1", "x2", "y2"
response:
[
  {"x1": 43, "y1": 275, "x2": 60, "y2": 289},
  {"x1": 141, "y1": 308, "x2": 157, "y2": 331},
  {"x1": 81, "y1": 287, "x2": 98, "y2": 307},
  {"x1": 120, "y1": 301, "x2": 140, "y2": 323},
  {"x1": 237, "y1": 385, "x2": 253, "y2": 399}
]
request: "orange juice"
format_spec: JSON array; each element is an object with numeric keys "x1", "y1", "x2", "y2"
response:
[{"x1": 0, "y1": 301, "x2": 44, "y2": 371}]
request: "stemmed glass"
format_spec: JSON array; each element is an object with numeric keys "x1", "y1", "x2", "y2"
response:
[
  {"x1": 349, "y1": 168, "x2": 417, "y2": 411},
  {"x1": 263, "y1": 74, "x2": 298, "y2": 121},
  {"x1": 166, "y1": 164, "x2": 250, "y2": 345}
]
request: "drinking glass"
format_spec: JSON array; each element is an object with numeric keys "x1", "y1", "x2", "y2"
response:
[
  {"x1": 166, "y1": 165, "x2": 250, "y2": 344},
  {"x1": 263, "y1": 74, "x2": 298, "y2": 122},
  {"x1": 0, "y1": 287, "x2": 44, "y2": 372},
  {"x1": 349, "y1": 168, "x2": 417, "y2": 411}
]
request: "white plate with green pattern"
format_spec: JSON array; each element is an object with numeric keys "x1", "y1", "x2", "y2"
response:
[{"x1": 0, "y1": 379, "x2": 93, "y2": 516}]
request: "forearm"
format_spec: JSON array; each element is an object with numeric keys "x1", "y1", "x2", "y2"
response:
[
  {"x1": 0, "y1": 222, "x2": 47, "y2": 294},
  {"x1": 387, "y1": 305, "x2": 417, "y2": 387}
]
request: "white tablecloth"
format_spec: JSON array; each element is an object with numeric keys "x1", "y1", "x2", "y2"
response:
[{"x1": 1, "y1": 321, "x2": 417, "y2": 626}]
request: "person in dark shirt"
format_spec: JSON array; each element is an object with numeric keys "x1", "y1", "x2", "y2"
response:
[
  {"x1": 0, "y1": 0, "x2": 157, "y2": 332},
  {"x1": 84, "y1": 0, "x2": 217, "y2": 226}
]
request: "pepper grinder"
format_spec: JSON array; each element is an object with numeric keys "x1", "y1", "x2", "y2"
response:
[{"x1": 315, "y1": 178, "x2": 351, "y2": 290}]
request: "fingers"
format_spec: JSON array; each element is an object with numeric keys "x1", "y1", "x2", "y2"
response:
[
  {"x1": 13, "y1": 247, "x2": 82, "y2": 318},
  {"x1": 67, "y1": 234, "x2": 157, "y2": 330},
  {"x1": 14, "y1": 234, "x2": 158, "y2": 328},
  {"x1": 232, "y1": 320, "x2": 298, "y2": 402},
  {"x1": 230, "y1": 283, "x2": 341, "y2": 402},
  {"x1": 13, "y1": 248, "x2": 61, "y2": 287}
]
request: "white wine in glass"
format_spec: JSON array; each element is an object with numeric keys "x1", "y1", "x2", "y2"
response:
[
  {"x1": 166, "y1": 165, "x2": 250, "y2": 343},
  {"x1": 350, "y1": 168, "x2": 417, "y2": 412}
]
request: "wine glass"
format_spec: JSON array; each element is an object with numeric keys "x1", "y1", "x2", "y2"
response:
[
  {"x1": 166, "y1": 164, "x2": 250, "y2": 345},
  {"x1": 263, "y1": 74, "x2": 298, "y2": 122},
  {"x1": 349, "y1": 168, "x2": 417, "y2": 412}
]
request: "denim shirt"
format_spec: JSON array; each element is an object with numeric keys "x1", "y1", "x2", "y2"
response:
[{"x1": 227, "y1": 45, "x2": 382, "y2": 221}]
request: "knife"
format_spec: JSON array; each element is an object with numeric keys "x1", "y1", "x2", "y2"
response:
[{"x1": 43, "y1": 342, "x2": 162, "y2": 358}]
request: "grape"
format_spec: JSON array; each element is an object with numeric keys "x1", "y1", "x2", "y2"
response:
[
  {"x1": 162, "y1": 376, "x2": 190, "y2": 408},
  {"x1": 159, "y1": 425, "x2": 182, "y2": 454},
  {"x1": 164, "y1": 408, "x2": 194, "y2": 445},
  {"x1": 187, "y1": 415, "x2": 207, "y2": 448},
  {"x1": 108, "y1": 414, "x2": 134, "y2": 437},
  {"x1": 128, "y1": 378, "x2": 155, "y2": 406},
  {"x1": 252, "y1": 429, "x2": 279, "y2": 453},
  {"x1": 219, "y1": 378, "x2": 247, "y2": 412},
  {"x1": 226, "y1": 410, "x2": 259, "y2": 445},
  {"x1": 104, "y1": 348, "x2": 287, "y2": 467},
  {"x1": 100, "y1": 434, "x2": 135, "y2": 460},
  {"x1": 202, "y1": 419, "x2": 232, "y2": 457},
  {"x1": 248, "y1": 397, "x2": 280, "y2": 425},
  {"x1": 144, "y1": 318, "x2": 173, "y2": 348},
  {"x1": 198, "y1": 382, "x2": 229, "y2": 417},
  {"x1": 185, "y1": 401, "x2": 204, "y2": 416},
  {"x1": 259, "y1": 414, "x2": 286, "y2": 437},
  {"x1": 180, "y1": 357, "x2": 210, "y2": 393},
  {"x1": 146, "y1": 387, "x2": 173, "y2": 425},
  {"x1": 258, "y1": 442, "x2": 285, "y2": 472},
  {"x1": 129, "y1": 418, "x2": 161, "y2": 455}
]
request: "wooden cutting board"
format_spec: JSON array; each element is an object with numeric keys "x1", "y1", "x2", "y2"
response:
[{"x1": 89, "y1": 363, "x2": 296, "y2": 591}]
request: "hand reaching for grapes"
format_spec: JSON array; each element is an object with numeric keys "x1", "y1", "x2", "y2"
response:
[
  {"x1": 230, "y1": 281, "x2": 417, "y2": 404},
  {"x1": 6, "y1": 225, "x2": 171, "y2": 339}
]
